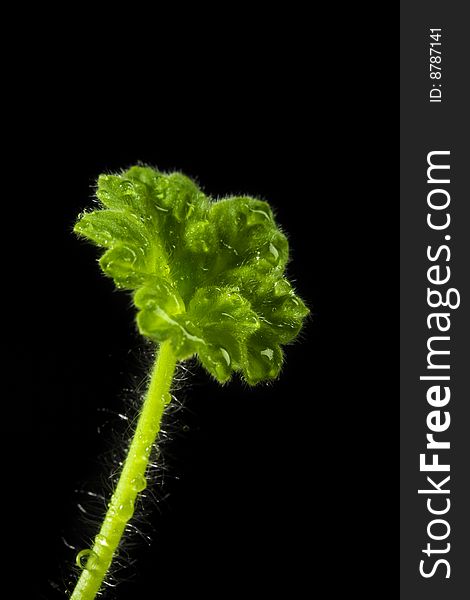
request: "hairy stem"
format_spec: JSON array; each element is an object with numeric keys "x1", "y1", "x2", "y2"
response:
[{"x1": 70, "y1": 341, "x2": 177, "y2": 600}]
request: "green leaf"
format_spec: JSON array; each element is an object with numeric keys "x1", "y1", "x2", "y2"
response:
[
  {"x1": 75, "y1": 166, "x2": 309, "y2": 384},
  {"x1": 244, "y1": 331, "x2": 284, "y2": 385},
  {"x1": 186, "y1": 286, "x2": 260, "y2": 381}
]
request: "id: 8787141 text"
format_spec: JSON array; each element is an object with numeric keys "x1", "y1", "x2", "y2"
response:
[{"x1": 429, "y1": 28, "x2": 443, "y2": 103}]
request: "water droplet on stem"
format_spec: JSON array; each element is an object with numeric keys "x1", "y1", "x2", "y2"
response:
[
  {"x1": 76, "y1": 549, "x2": 99, "y2": 570},
  {"x1": 116, "y1": 499, "x2": 135, "y2": 521},
  {"x1": 131, "y1": 474, "x2": 147, "y2": 492},
  {"x1": 95, "y1": 534, "x2": 109, "y2": 548}
]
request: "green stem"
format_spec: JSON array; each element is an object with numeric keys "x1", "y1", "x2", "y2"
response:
[{"x1": 70, "y1": 341, "x2": 177, "y2": 600}]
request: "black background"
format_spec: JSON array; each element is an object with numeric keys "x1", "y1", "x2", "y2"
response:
[{"x1": 11, "y1": 11, "x2": 397, "y2": 599}]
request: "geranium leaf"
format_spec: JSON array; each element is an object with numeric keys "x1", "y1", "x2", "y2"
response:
[{"x1": 75, "y1": 166, "x2": 308, "y2": 384}]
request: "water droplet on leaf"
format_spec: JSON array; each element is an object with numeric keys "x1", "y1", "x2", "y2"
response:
[
  {"x1": 221, "y1": 312, "x2": 235, "y2": 320},
  {"x1": 119, "y1": 181, "x2": 134, "y2": 193},
  {"x1": 269, "y1": 243, "x2": 279, "y2": 261},
  {"x1": 260, "y1": 348, "x2": 274, "y2": 360},
  {"x1": 220, "y1": 348, "x2": 231, "y2": 366}
]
